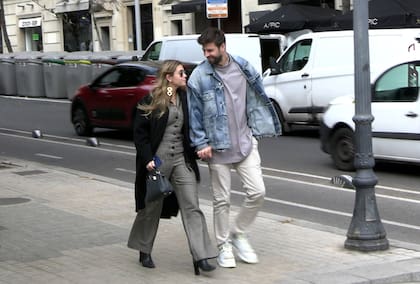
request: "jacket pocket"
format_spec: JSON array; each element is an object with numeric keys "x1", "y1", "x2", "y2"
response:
[{"x1": 202, "y1": 90, "x2": 218, "y2": 117}]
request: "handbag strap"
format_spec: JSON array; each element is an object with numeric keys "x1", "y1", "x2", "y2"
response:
[{"x1": 147, "y1": 168, "x2": 162, "y2": 178}]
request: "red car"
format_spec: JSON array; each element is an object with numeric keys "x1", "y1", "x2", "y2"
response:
[{"x1": 71, "y1": 61, "x2": 159, "y2": 136}]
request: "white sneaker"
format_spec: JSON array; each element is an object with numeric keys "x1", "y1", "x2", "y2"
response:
[
  {"x1": 232, "y1": 233, "x2": 259, "y2": 264},
  {"x1": 216, "y1": 243, "x2": 236, "y2": 268}
]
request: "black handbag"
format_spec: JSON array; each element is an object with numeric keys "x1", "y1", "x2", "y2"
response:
[{"x1": 145, "y1": 169, "x2": 173, "y2": 203}]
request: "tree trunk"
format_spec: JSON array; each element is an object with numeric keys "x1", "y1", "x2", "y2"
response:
[{"x1": 0, "y1": 0, "x2": 13, "y2": 52}]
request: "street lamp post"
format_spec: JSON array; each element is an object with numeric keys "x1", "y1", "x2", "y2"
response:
[{"x1": 344, "y1": 0, "x2": 389, "y2": 251}]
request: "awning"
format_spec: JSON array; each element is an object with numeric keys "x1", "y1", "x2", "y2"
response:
[
  {"x1": 55, "y1": 0, "x2": 89, "y2": 13},
  {"x1": 171, "y1": 0, "x2": 205, "y2": 14},
  {"x1": 245, "y1": 4, "x2": 338, "y2": 34}
]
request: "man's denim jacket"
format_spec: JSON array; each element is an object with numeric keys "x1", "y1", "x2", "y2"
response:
[{"x1": 187, "y1": 55, "x2": 282, "y2": 151}]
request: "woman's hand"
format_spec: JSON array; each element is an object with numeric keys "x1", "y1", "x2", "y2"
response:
[
  {"x1": 197, "y1": 146, "x2": 212, "y2": 160},
  {"x1": 146, "y1": 160, "x2": 155, "y2": 171}
]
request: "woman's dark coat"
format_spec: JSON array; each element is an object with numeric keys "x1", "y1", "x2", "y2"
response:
[{"x1": 133, "y1": 91, "x2": 200, "y2": 218}]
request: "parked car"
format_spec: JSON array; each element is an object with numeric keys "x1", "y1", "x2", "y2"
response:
[
  {"x1": 70, "y1": 60, "x2": 196, "y2": 136},
  {"x1": 320, "y1": 60, "x2": 420, "y2": 171}
]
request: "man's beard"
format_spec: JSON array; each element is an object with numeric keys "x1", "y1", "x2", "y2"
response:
[{"x1": 208, "y1": 54, "x2": 223, "y2": 65}]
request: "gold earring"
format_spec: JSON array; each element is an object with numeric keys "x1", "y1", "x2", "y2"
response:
[{"x1": 166, "y1": 86, "x2": 173, "y2": 97}]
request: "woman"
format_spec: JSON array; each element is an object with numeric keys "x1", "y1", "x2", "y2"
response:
[{"x1": 127, "y1": 60, "x2": 218, "y2": 275}]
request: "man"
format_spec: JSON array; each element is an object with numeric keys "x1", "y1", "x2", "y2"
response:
[{"x1": 187, "y1": 27, "x2": 281, "y2": 268}]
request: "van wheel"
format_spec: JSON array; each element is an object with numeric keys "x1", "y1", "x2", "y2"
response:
[
  {"x1": 72, "y1": 106, "x2": 93, "y2": 136},
  {"x1": 331, "y1": 127, "x2": 355, "y2": 171},
  {"x1": 271, "y1": 100, "x2": 291, "y2": 134}
]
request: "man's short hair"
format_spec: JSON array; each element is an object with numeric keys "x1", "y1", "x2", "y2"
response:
[{"x1": 197, "y1": 27, "x2": 226, "y2": 47}]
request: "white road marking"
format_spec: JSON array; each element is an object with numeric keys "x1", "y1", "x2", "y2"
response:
[
  {"x1": 0, "y1": 95, "x2": 71, "y2": 104},
  {"x1": 0, "y1": 127, "x2": 135, "y2": 150},
  {"x1": 0, "y1": 132, "x2": 136, "y2": 156},
  {"x1": 3, "y1": 129, "x2": 420, "y2": 231},
  {"x1": 233, "y1": 190, "x2": 420, "y2": 231},
  {"x1": 261, "y1": 173, "x2": 420, "y2": 205},
  {"x1": 35, "y1": 153, "x2": 63, "y2": 159},
  {"x1": 199, "y1": 163, "x2": 420, "y2": 197},
  {"x1": 115, "y1": 168, "x2": 136, "y2": 174},
  {"x1": 262, "y1": 165, "x2": 420, "y2": 196}
]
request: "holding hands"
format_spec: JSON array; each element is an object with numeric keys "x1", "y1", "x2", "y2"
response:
[{"x1": 197, "y1": 146, "x2": 213, "y2": 160}]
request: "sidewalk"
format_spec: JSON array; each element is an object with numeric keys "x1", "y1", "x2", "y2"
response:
[{"x1": 1, "y1": 157, "x2": 420, "y2": 284}]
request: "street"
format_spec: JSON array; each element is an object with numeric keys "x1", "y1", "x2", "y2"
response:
[{"x1": 1, "y1": 95, "x2": 420, "y2": 245}]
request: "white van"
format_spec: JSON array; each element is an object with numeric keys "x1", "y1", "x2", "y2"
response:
[
  {"x1": 141, "y1": 34, "x2": 284, "y2": 75},
  {"x1": 263, "y1": 29, "x2": 420, "y2": 132}
]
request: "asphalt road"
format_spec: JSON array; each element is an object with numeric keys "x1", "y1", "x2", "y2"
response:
[{"x1": 1, "y1": 95, "x2": 420, "y2": 246}]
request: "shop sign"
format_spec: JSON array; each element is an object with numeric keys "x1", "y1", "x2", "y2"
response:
[{"x1": 18, "y1": 17, "x2": 42, "y2": 28}]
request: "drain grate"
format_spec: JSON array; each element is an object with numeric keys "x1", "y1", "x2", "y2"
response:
[
  {"x1": 0, "y1": 197, "x2": 31, "y2": 206},
  {"x1": 13, "y1": 170, "x2": 47, "y2": 176}
]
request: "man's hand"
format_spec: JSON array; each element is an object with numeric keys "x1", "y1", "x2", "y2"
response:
[{"x1": 197, "y1": 146, "x2": 213, "y2": 160}]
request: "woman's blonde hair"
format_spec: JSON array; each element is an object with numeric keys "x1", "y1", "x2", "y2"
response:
[{"x1": 139, "y1": 59, "x2": 184, "y2": 117}]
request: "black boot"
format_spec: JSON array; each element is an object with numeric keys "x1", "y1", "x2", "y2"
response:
[
  {"x1": 139, "y1": 252, "x2": 155, "y2": 268},
  {"x1": 193, "y1": 259, "x2": 216, "y2": 275}
]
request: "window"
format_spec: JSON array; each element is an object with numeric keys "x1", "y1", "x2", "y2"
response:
[
  {"x1": 142, "y1": 42, "x2": 162, "y2": 61},
  {"x1": 95, "y1": 69, "x2": 121, "y2": 87},
  {"x1": 373, "y1": 63, "x2": 420, "y2": 102},
  {"x1": 95, "y1": 67, "x2": 146, "y2": 88},
  {"x1": 279, "y1": 39, "x2": 312, "y2": 73},
  {"x1": 62, "y1": 11, "x2": 92, "y2": 52},
  {"x1": 117, "y1": 68, "x2": 145, "y2": 87}
]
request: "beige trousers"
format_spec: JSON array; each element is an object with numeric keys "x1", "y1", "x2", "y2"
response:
[{"x1": 208, "y1": 138, "x2": 266, "y2": 246}]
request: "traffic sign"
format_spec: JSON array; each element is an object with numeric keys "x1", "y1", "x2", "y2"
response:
[{"x1": 206, "y1": 0, "x2": 228, "y2": 19}]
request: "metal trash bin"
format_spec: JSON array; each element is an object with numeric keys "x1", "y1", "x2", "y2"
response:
[
  {"x1": 15, "y1": 52, "x2": 45, "y2": 97},
  {"x1": 0, "y1": 53, "x2": 17, "y2": 95},
  {"x1": 90, "y1": 52, "x2": 120, "y2": 80},
  {"x1": 64, "y1": 52, "x2": 93, "y2": 100},
  {"x1": 42, "y1": 52, "x2": 67, "y2": 99},
  {"x1": 116, "y1": 51, "x2": 144, "y2": 63}
]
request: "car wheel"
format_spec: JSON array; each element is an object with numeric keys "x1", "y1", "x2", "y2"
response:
[
  {"x1": 271, "y1": 100, "x2": 291, "y2": 134},
  {"x1": 331, "y1": 127, "x2": 355, "y2": 171},
  {"x1": 72, "y1": 106, "x2": 92, "y2": 136}
]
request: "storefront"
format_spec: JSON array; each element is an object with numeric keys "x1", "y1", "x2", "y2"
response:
[{"x1": 18, "y1": 17, "x2": 43, "y2": 51}]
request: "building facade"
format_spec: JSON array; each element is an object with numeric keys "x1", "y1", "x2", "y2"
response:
[{"x1": 0, "y1": 0, "x2": 346, "y2": 53}]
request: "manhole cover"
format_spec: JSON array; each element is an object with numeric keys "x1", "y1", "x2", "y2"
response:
[{"x1": 0, "y1": 198, "x2": 31, "y2": 205}]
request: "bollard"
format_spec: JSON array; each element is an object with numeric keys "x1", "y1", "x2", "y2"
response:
[{"x1": 32, "y1": 130, "x2": 43, "y2": 138}]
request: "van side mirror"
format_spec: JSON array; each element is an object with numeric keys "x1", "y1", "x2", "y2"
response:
[{"x1": 269, "y1": 56, "x2": 281, "y2": 75}]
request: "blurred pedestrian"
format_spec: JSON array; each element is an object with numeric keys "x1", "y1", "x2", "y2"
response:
[
  {"x1": 128, "y1": 60, "x2": 218, "y2": 275},
  {"x1": 187, "y1": 27, "x2": 281, "y2": 268}
]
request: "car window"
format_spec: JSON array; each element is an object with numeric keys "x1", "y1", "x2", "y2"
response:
[
  {"x1": 116, "y1": 68, "x2": 146, "y2": 87},
  {"x1": 373, "y1": 62, "x2": 420, "y2": 102},
  {"x1": 94, "y1": 67, "x2": 146, "y2": 88},
  {"x1": 142, "y1": 42, "x2": 162, "y2": 61},
  {"x1": 95, "y1": 69, "x2": 121, "y2": 87},
  {"x1": 279, "y1": 39, "x2": 311, "y2": 73}
]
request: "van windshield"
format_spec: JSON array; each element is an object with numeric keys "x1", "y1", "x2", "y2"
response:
[
  {"x1": 142, "y1": 42, "x2": 162, "y2": 61},
  {"x1": 279, "y1": 39, "x2": 311, "y2": 73}
]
